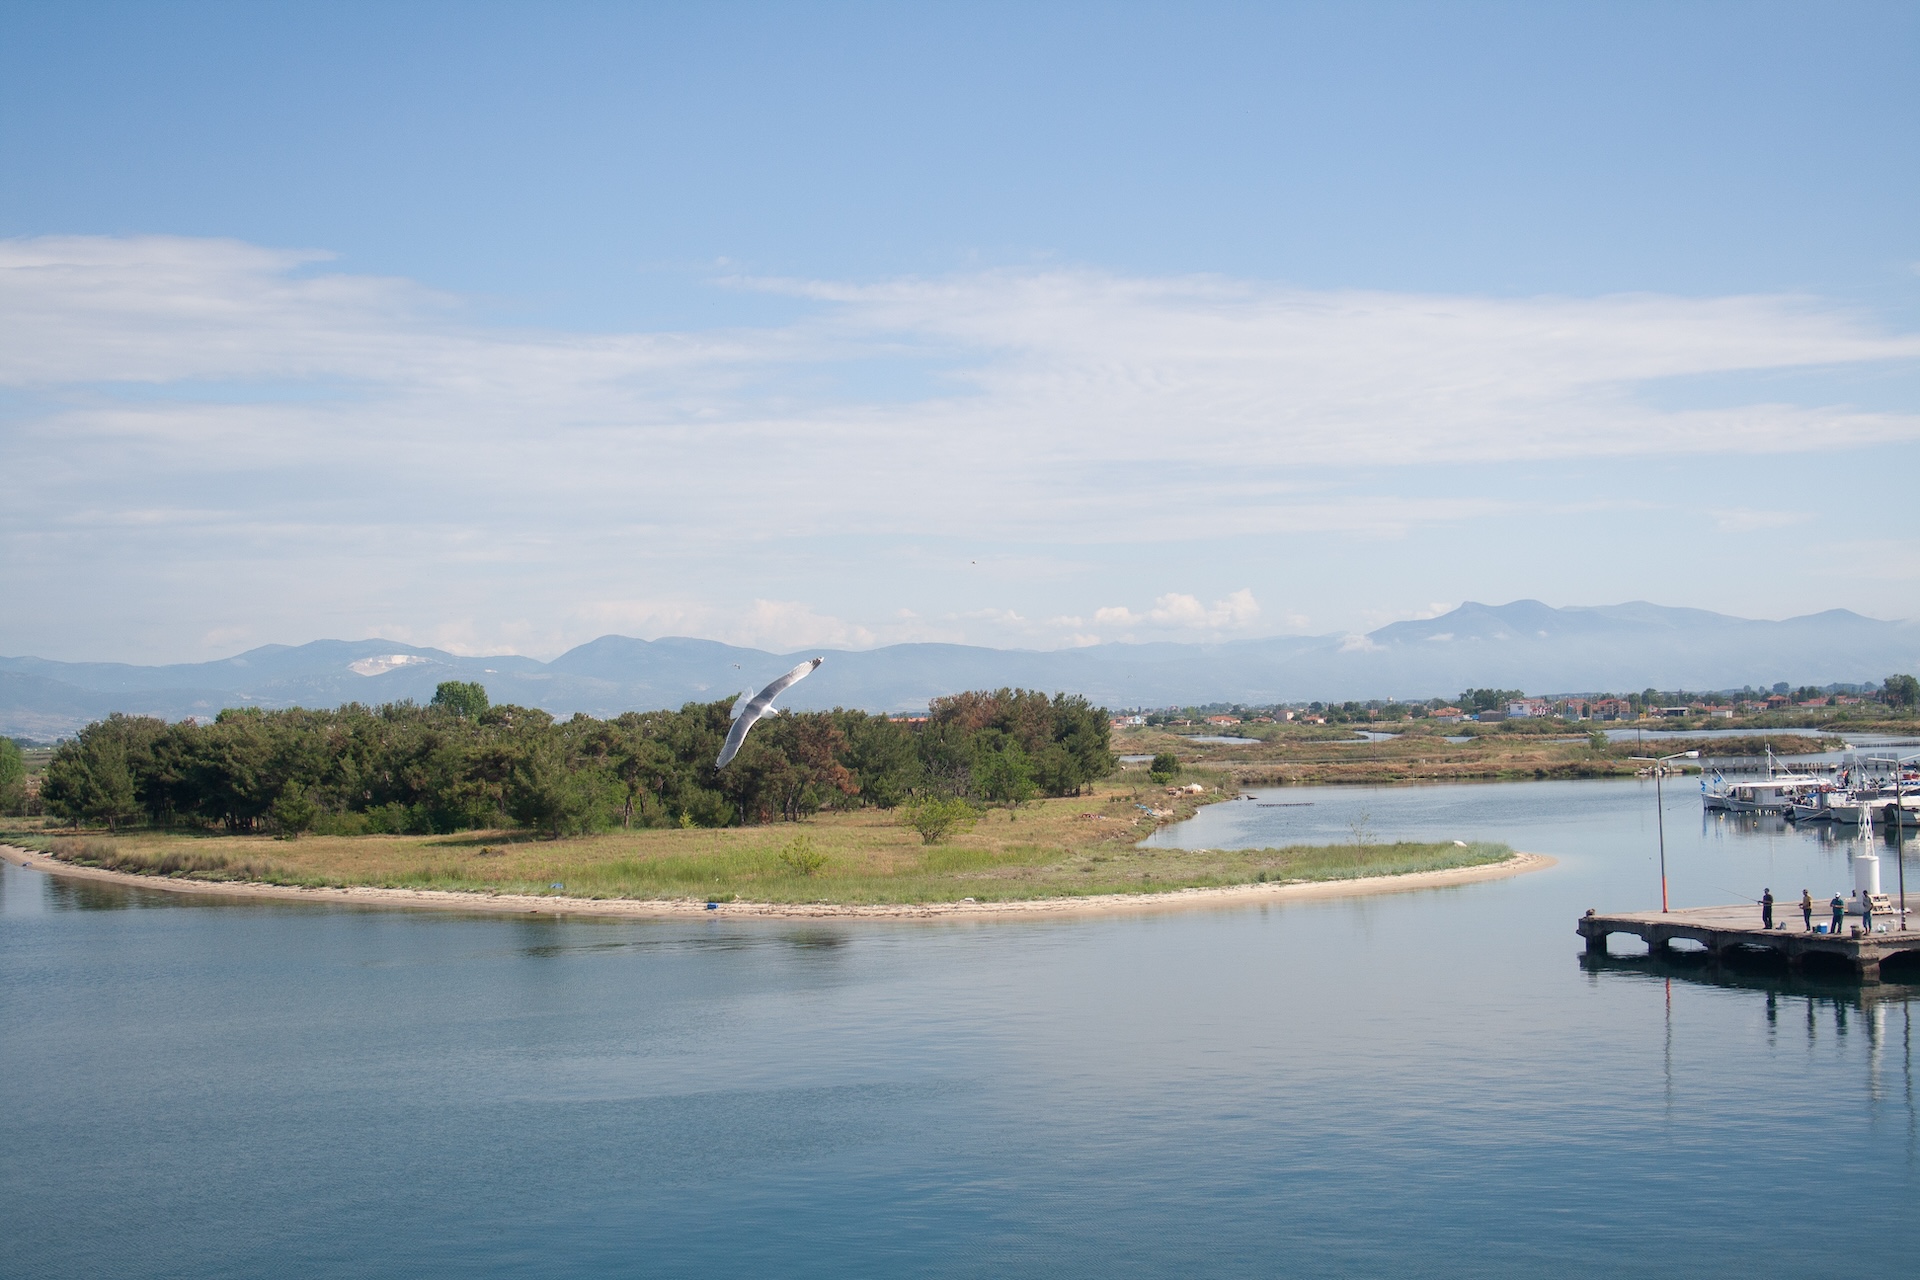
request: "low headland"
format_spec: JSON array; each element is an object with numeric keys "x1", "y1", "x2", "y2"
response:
[
  {"x1": 0, "y1": 685, "x2": 1581, "y2": 919},
  {"x1": 0, "y1": 777, "x2": 1539, "y2": 918}
]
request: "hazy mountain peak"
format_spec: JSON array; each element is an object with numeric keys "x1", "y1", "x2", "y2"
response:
[{"x1": 4, "y1": 601, "x2": 1916, "y2": 738}]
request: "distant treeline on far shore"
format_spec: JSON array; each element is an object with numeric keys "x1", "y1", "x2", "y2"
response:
[
  {"x1": 19, "y1": 685, "x2": 1116, "y2": 837},
  {"x1": 1124, "y1": 676, "x2": 1920, "y2": 727}
]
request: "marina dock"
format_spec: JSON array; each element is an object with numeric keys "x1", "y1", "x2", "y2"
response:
[{"x1": 1579, "y1": 905, "x2": 1920, "y2": 983}]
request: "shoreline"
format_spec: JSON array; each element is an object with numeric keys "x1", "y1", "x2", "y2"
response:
[{"x1": 0, "y1": 842, "x2": 1552, "y2": 921}]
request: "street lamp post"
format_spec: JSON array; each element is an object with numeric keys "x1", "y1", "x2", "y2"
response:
[
  {"x1": 1896, "y1": 753, "x2": 1914, "y2": 931},
  {"x1": 1631, "y1": 749, "x2": 1700, "y2": 913}
]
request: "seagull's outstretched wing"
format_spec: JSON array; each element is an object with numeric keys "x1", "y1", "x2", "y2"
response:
[{"x1": 716, "y1": 658, "x2": 822, "y2": 768}]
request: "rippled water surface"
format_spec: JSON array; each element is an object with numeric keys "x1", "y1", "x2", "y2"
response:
[{"x1": 6, "y1": 778, "x2": 1919, "y2": 1278}]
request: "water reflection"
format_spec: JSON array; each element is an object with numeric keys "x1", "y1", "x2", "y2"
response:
[
  {"x1": 11, "y1": 783, "x2": 1920, "y2": 1277},
  {"x1": 781, "y1": 929, "x2": 849, "y2": 951},
  {"x1": 1702, "y1": 807, "x2": 1920, "y2": 856},
  {"x1": 1580, "y1": 946, "x2": 1920, "y2": 998},
  {"x1": 45, "y1": 875, "x2": 149, "y2": 912},
  {"x1": 1585, "y1": 950, "x2": 1918, "y2": 1147}
]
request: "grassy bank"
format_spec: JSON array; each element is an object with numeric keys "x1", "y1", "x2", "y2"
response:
[{"x1": 3, "y1": 781, "x2": 1513, "y2": 905}]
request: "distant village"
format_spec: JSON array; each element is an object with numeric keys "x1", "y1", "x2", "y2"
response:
[{"x1": 1109, "y1": 678, "x2": 1912, "y2": 730}]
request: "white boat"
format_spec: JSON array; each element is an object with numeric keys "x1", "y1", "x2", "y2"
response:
[
  {"x1": 1852, "y1": 754, "x2": 1920, "y2": 827},
  {"x1": 1714, "y1": 777, "x2": 1826, "y2": 814},
  {"x1": 1787, "y1": 785, "x2": 1846, "y2": 822},
  {"x1": 1824, "y1": 792, "x2": 1882, "y2": 825},
  {"x1": 1878, "y1": 794, "x2": 1920, "y2": 828},
  {"x1": 1704, "y1": 775, "x2": 1820, "y2": 817},
  {"x1": 1701, "y1": 748, "x2": 1825, "y2": 814}
]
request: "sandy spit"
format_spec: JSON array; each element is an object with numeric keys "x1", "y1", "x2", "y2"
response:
[{"x1": 0, "y1": 843, "x2": 1552, "y2": 922}]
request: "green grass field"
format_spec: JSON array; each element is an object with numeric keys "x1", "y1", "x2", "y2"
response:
[{"x1": 3, "y1": 780, "x2": 1513, "y2": 905}]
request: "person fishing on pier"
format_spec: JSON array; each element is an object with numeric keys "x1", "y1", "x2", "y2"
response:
[
  {"x1": 1800, "y1": 889, "x2": 1813, "y2": 931},
  {"x1": 1831, "y1": 892, "x2": 1846, "y2": 935},
  {"x1": 1761, "y1": 888, "x2": 1773, "y2": 930}
]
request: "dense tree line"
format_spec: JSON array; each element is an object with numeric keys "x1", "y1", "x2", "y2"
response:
[
  {"x1": 0, "y1": 737, "x2": 25, "y2": 816},
  {"x1": 38, "y1": 685, "x2": 1116, "y2": 837}
]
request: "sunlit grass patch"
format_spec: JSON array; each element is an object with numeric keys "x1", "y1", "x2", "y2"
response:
[
  {"x1": 50, "y1": 836, "x2": 286, "y2": 883},
  {"x1": 30, "y1": 785, "x2": 1515, "y2": 905}
]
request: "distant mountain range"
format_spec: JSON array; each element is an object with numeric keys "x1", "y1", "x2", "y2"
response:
[{"x1": 6, "y1": 600, "x2": 1919, "y2": 739}]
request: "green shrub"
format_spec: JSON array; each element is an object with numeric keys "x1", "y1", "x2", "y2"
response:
[
  {"x1": 311, "y1": 810, "x2": 371, "y2": 837},
  {"x1": 775, "y1": 834, "x2": 828, "y2": 876},
  {"x1": 363, "y1": 802, "x2": 431, "y2": 835},
  {"x1": 902, "y1": 795, "x2": 978, "y2": 845}
]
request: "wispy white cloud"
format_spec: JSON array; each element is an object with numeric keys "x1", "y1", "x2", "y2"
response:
[
  {"x1": 1093, "y1": 589, "x2": 1262, "y2": 634},
  {"x1": 6, "y1": 235, "x2": 1920, "y2": 657},
  {"x1": 1711, "y1": 507, "x2": 1811, "y2": 533},
  {"x1": 10, "y1": 238, "x2": 1919, "y2": 504}
]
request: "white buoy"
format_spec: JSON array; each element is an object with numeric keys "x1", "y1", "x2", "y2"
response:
[{"x1": 1852, "y1": 846, "x2": 1882, "y2": 898}]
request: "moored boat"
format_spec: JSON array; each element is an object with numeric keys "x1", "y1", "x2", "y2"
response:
[{"x1": 1701, "y1": 748, "x2": 1825, "y2": 814}]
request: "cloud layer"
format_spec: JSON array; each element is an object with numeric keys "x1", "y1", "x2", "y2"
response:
[{"x1": 4, "y1": 235, "x2": 1918, "y2": 658}]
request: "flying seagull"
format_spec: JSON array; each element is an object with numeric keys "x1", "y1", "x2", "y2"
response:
[{"x1": 716, "y1": 658, "x2": 823, "y2": 768}]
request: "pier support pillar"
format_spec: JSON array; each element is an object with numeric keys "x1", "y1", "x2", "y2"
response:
[
  {"x1": 1858, "y1": 958, "x2": 1882, "y2": 984},
  {"x1": 1584, "y1": 931, "x2": 1607, "y2": 956}
]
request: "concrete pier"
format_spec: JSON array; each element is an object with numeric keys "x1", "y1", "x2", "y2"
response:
[{"x1": 1578, "y1": 905, "x2": 1920, "y2": 984}]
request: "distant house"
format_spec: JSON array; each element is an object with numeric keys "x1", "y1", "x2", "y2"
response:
[
  {"x1": 1275, "y1": 710, "x2": 1296, "y2": 722},
  {"x1": 1507, "y1": 699, "x2": 1553, "y2": 719},
  {"x1": 1589, "y1": 698, "x2": 1632, "y2": 721},
  {"x1": 1430, "y1": 706, "x2": 1466, "y2": 723},
  {"x1": 1205, "y1": 715, "x2": 1239, "y2": 726},
  {"x1": 1558, "y1": 699, "x2": 1589, "y2": 720},
  {"x1": 1111, "y1": 714, "x2": 1146, "y2": 728},
  {"x1": 1477, "y1": 711, "x2": 1507, "y2": 723},
  {"x1": 1765, "y1": 695, "x2": 1790, "y2": 709}
]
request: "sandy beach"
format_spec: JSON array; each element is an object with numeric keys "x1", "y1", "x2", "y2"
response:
[{"x1": 0, "y1": 842, "x2": 1551, "y2": 921}]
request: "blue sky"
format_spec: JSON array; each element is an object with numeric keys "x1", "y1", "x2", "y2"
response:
[{"x1": 3, "y1": 1, "x2": 1918, "y2": 662}]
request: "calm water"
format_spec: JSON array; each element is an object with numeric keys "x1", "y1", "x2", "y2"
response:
[{"x1": 6, "y1": 778, "x2": 1919, "y2": 1278}]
